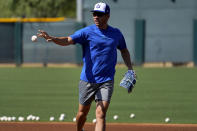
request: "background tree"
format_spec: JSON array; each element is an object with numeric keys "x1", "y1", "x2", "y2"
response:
[{"x1": 0, "y1": 0, "x2": 76, "y2": 18}]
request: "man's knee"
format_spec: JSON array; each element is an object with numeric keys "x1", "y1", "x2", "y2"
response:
[
  {"x1": 77, "y1": 104, "x2": 91, "y2": 119},
  {"x1": 77, "y1": 111, "x2": 87, "y2": 118},
  {"x1": 96, "y1": 101, "x2": 109, "y2": 119},
  {"x1": 96, "y1": 108, "x2": 106, "y2": 119}
]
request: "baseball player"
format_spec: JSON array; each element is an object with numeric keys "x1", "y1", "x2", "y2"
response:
[{"x1": 37, "y1": 2, "x2": 136, "y2": 131}]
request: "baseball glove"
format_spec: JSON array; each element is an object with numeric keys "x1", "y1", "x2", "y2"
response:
[{"x1": 120, "y1": 70, "x2": 137, "y2": 93}]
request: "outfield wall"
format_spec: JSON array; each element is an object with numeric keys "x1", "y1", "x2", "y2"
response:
[
  {"x1": 22, "y1": 21, "x2": 77, "y2": 63},
  {"x1": 0, "y1": 19, "x2": 83, "y2": 64},
  {"x1": 83, "y1": 0, "x2": 197, "y2": 64},
  {"x1": 1, "y1": 0, "x2": 197, "y2": 65}
]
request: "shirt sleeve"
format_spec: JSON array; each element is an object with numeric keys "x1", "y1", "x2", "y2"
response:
[
  {"x1": 117, "y1": 31, "x2": 127, "y2": 50},
  {"x1": 70, "y1": 28, "x2": 87, "y2": 45}
]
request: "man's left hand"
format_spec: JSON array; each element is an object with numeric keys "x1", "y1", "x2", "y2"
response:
[{"x1": 120, "y1": 70, "x2": 137, "y2": 93}]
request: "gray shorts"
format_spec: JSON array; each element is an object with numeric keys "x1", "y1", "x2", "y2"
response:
[{"x1": 78, "y1": 80, "x2": 114, "y2": 105}]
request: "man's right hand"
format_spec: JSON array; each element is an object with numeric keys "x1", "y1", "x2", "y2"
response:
[{"x1": 37, "y1": 30, "x2": 52, "y2": 42}]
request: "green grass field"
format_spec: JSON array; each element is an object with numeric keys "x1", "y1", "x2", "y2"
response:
[{"x1": 0, "y1": 67, "x2": 197, "y2": 124}]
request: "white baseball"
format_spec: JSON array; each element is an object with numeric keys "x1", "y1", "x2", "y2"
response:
[
  {"x1": 7, "y1": 117, "x2": 12, "y2": 121},
  {"x1": 11, "y1": 116, "x2": 16, "y2": 121},
  {"x1": 31, "y1": 35, "x2": 37, "y2": 42},
  {"x1": 59, "y1": 117, "x2": 64, "y2": 121},
  {"x1": 0, "y1": 117, "x2": 3, "y2": 121},
  {"x1": 60, "y1": 113, "x2": 65, "y2": 117},
  {"x1": 18, "y1": 116, "x2": 24, "y2": 121},
  {"x1": 49, "y1": 116, "x2": 55, "y2": 121},
  {"x1": 73, "y1": 117, "x2": 76, "y2": 122},
  {"x1": 130, "y1": 113, "x2": 135, "y2": 118},
  {"x1": 27, "y1": 114, "x2": 33, "y2": 120},
  {"x1": 113, "y1": 115, "x2": 118, "y2": 120},
  {"x1": 31, "y1": 116, "x2": 36, "y2": 121},
  {"x1": 1, "y1": 116, "x2": 7, "y2": 121},
  {"x1": 92, "y1": 118, "x2": 97, "y2": 123},
  {"x1": 35, "y1": 116, "x2": 40, "y2": 121},
  {"x1": 165, "y1": 117, "x2": 170, "y2": 123}
]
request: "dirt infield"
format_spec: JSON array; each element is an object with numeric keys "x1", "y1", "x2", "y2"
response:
[{"x1": 0, "y1": 122, "x2": 197, "y2": 131}]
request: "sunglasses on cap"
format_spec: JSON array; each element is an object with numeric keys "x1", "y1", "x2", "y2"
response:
[{"x1": 92, "y1": 12, "x2": 106, "y2": 17}]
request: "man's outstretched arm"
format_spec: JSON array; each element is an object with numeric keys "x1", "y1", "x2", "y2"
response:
[{"x1": 37, "y1": 30, "x2": 74, "y2": 46}]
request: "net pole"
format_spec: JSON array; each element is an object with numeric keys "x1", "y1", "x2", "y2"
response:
[{"x1": 77, "y1": 0, "x2": 83, "y2": 22}]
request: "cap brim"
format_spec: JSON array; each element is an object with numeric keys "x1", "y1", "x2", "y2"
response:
[{"x1": 90, "y1": 10, "x2": 105, "y2": 13}]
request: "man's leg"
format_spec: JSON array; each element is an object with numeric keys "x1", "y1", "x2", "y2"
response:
[
  {"x1": 76, "y1": 103, "x2": 91, "y2": 131},
  {"x1": 95, "y1": 101, "x2": 110, "y2": 131}
]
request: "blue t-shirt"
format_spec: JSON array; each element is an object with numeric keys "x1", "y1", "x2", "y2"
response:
[{"x1": 70, "y1": 24, "x2": 127, "y2": 83}]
